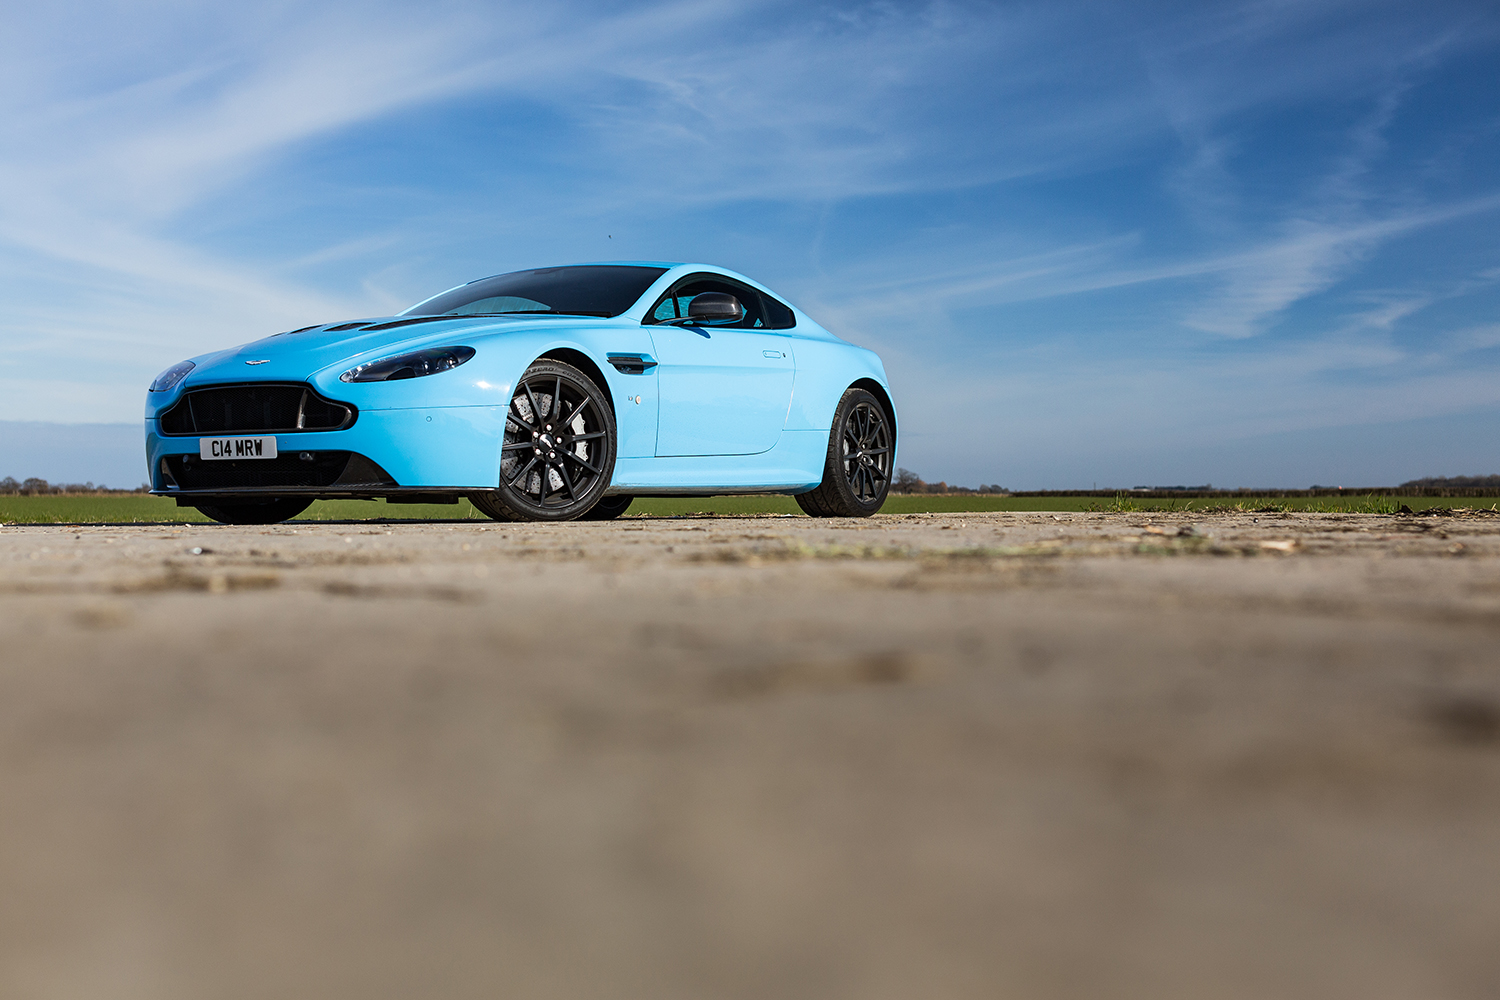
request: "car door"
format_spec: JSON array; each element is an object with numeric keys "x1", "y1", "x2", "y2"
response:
[{"x1": 644, "y1": 277, "x2": 795, "y2": 457}]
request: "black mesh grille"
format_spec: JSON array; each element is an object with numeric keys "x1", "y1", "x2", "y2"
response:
[
  {"x1": 159, "y1": 384, "x2": 355, "y2": 435},
  {"x1": 163, "y1": 451, "x2": 396, "y2": 490}
]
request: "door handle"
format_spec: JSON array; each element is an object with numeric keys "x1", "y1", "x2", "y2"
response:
[{"x1": 762, "y1": 350, "x2": 785, "y2": 359}]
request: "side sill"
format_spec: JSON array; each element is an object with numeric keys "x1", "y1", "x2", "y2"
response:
[{"x1": 610, "y1": 484, "x2": 818, "y2": 497}]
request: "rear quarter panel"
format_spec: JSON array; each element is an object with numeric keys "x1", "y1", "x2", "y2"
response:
[{"x1": 784, "y1": 336, "x2": 894, "y2": 433}]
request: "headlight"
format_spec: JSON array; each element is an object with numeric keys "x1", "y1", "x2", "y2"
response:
[
  {"x1": 149, "y1": 360, "x2": 195, "y2": 392},
  {"x1": 340, "y1": 346, "x2": 475, "y2": 383}
]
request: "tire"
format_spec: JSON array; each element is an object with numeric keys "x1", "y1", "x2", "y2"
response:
[
  {"x1": 194, "y1": 498, "x2": 313, "y2": 524},
  {"x1": 470, "y1": 359, "x2": 617, "y2": 522},
  {"x1": 796, "y1": 387, "x2": 893, "y2": 518},
  {"x1": 578, "y1": 495, "x2": 634, "y2": 520}
]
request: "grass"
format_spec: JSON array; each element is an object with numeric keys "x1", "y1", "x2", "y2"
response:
[
  {"x1": 0, "y1": 495, "x2": 488, "y2": 524},
  {"x1": 2, "y1": 492, "x2": 1496, "y2": 524}
]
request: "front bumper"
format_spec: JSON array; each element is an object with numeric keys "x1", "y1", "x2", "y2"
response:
[{"x1": 146, "y1": 405, "x2": 510, "y2": 498}]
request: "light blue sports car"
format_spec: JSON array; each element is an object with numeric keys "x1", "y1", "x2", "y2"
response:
[{"x1": 145, "y1": 263, "x2": 896, "y2": 523}]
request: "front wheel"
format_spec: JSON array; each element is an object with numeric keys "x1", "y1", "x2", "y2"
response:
[
  {"x1": 194, "y1": 498, "x2": 313, "y2": 524},
  {"x1": 471, "y1": 360, "x2": 618, "y2": 522},
  {"x1": 796, "y1": 388, "x2": 893, "y2": 517}
]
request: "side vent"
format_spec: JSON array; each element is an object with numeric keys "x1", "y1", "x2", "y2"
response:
[{"x1": 607, "y1": 353, "x2": 658, "y2": 375}]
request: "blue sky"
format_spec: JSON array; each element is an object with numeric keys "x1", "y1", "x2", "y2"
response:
[{"x1": 3, "y1": 0, "x2": 1499, "y2": 488}]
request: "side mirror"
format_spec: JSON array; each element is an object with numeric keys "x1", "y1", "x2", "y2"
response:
[{"x1": 687, "y1": 292, "x2": 743, "y2": 323}]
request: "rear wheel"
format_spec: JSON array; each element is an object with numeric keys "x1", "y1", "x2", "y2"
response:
[
  {"x1": 796, "y1": 388, "x2": 893, "y2": 517},
  {"x1": 578, "y1": 495, "x2": 634, "y2": 520},
  {"x1": 194, "y1": 498, "x2": 313, "y2": 524},
  {"x1": 471, "y1": 360, "x2": 617, "y2": 522}
]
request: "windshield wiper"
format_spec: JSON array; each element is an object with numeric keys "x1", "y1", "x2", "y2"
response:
[
  {"x1": 451, "y1": 310, "x2": 614, "y2": 318},
  {"x1": 379, "y1": 311, "x2": 614, "y2": 329}
]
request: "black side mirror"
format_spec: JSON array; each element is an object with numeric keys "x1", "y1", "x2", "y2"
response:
[{"x1": 687, "y1": 292, "x2": 743, "y2": 323}]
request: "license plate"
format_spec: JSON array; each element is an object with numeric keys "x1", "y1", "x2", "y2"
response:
[{"x1": 200, "y1": 436, "x2": 278, "y2": 460}]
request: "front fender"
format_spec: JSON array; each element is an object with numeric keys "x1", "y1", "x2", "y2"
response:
[{"x1": 308, "y1": 324, "x2": 662, "y2": 464}]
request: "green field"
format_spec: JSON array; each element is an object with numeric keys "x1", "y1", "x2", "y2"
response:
[{"x1": 1, "y1": 492, "x2": 1497, "y2": 524}]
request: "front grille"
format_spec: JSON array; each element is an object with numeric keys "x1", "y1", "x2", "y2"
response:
[
  {"x1": 162, "y1": 451, "x2": 396, "y2": 491},
  {"x1": 159, "y1": 383, "x2": 355, "y2": 435}
]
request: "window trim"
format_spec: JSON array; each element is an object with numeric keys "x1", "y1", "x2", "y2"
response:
[{"x1": 642, "y1": 273, "x2": 796, "y2": 330}]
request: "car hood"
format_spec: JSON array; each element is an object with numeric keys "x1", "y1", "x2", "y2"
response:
[{"x1": 177, "y1": 315, "x2": 599, "y2": 386}]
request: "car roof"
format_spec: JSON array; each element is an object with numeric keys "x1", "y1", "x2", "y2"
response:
[{"x1": 430, "y1": 262, "x2": 824, "y2": 331}]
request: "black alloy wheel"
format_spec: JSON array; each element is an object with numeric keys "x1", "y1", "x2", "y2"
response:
[
  {"x1": 796, "y1": 387, "x2": 893, "y2": 517},
  {"x1": 471, "y1": 360, "x2": 617, "y2": 522},
  {"x1": 578, "y1": 494, "x2": 634, "y2": 520},
  {"x1": 194, "y1": 498, "x2": 313, "y2": 524}
]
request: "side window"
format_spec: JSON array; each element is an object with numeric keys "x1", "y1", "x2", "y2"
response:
[
  {"x1": 761, "y1": 294, "x2": 796, "y2": 329},
  {"x1": 645, "y1": 275, "x2": 768, "y2": 329}
]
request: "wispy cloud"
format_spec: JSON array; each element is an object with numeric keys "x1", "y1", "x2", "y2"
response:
[
  {"x1": 0, "y1": 0, "x2": 1498, "y2": 488},
  {"x1": 799, "y1": 191, "x2": 1500, "y2": 352},
  {"x1": 1, "y1": 0, "x2": 1167, "y2": 399}
]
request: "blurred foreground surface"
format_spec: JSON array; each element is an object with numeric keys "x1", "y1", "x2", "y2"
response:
[{"x1": 1, "y1": 511, "x2": 1498, "y2": 999}]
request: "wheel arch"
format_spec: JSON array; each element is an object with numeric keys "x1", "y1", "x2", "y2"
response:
[
  {"x1": 537, "y1": 348, "x2": 615, "y2": 413},
  {"x1": 850, "y1": 377, "x2": 897, "y2": 459}
]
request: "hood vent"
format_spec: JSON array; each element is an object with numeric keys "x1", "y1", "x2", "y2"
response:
[{"x1": 362, "y1": 315, "x2": 475, "y2": 332}]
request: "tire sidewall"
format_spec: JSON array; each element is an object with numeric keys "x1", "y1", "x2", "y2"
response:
[{"x1": 578, "y1": 494, "x2": 634, "y2": 521}]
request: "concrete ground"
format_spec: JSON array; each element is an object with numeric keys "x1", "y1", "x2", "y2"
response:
[{"x1": 1, "y1": 509, "x2": 1498, "y2": 1000}]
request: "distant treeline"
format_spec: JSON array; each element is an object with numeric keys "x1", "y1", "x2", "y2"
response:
[
  {"x1": 891, "y1": 469, "x2": 1500, "y2": 498},
  {"x1": 892, "y1": 469, "x2": 1009, "y2": 495},
  {"x1": 1398, "y1": 475, "x2": 1500, "y2": 489},
  {"x1": 0, "y1": 477, "x2": 147, "y2": 495},
  {"x1": 1010, "y1": 488, "x2": 1500, "y2": 498},
  {"x1": 7, "y1": 470, "x2": 1499, "y2": 498}
]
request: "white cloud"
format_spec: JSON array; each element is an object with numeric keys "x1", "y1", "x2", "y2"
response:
[
  {"x1": 0, "y1": 0, "x2": 1498, "y2": 499},
  {"x1": 1, "y1": 0, "x2": 1164, "y2": 417}
]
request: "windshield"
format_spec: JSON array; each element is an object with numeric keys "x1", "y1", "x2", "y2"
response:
[{"x1": 401, "y1": 265, "x2": 669, "y2": 318}]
